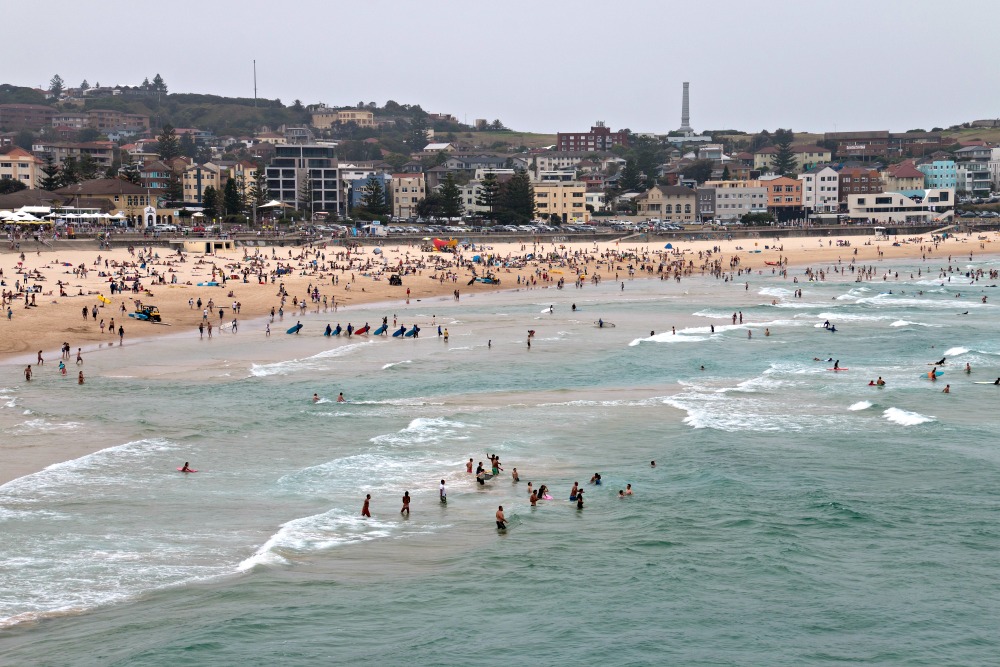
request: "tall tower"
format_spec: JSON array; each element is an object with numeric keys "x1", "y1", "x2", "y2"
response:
[{"x1": 678, "y1": 81, "x2": 693, "y2": 135}]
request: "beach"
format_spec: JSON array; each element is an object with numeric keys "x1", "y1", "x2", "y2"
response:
[{"x1": 3, "y1": 228, "x2": 1000, "y2": 664}]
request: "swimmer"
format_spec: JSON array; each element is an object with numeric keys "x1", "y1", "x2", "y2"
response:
[
  {"x1": 965, "y1": 363, "x2": 971, "y2": 374},
  {"x1": 942, "y1": 384, "x2": 950, "y2": 393},
  {"x1": 511, "y1": 468, "x2": 519, "y2": 482},
  {"x1": 877, "y1": 377, "x2": 885, "y2": 386},
  {"x1": 868, "y1": 380, "x2": 875, "y2": 386},
  {"x1": 626, "y1": 484, "x2": 633, "y2": 495},
  {"x1": 619, "y1": 490, "x2": 626, "y2": 498},
  {"x1": 313, "y1": 393, "x2": 319, "y2": 403},
  {"x1": 650, "y1": 460, "x2": 656, "y2": 468},
  {"x1": 337, "y1": 392, "x2": 345, "y2": 402}
]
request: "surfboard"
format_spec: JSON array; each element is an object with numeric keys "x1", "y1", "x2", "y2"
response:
[
  {"x1": 356, "y1": 325, "x2": 370, "y2": 335},
  {"x1": 286, "y1": 324, "x2": 302, "y2": 334},
  {"x1": 98, "y1": 294, "x2": 111, "y2": 305},
  {"x1": 922, "y1": 372, "x2": 944, "y2": 378},
  {"x1": 973, "y1": 381, "x2": 999, "y2": 385},
  {"x1": 373, "y1": 324, "x2": 387, "y2": 335},
  {"x1": 595, "y1": 321, "x2": 616, "y2": 328},
  {"x1": 404, "y1": 328, "x2": 417, "y2": 337},
  {"x1": 196, "y1": 282, "x2": 218, "y2": 287},
  {"x1": 392, "y1": 328, "x2": 405, "y2": 337},
  {"x1": 177, "y1": 468, "x2": 198, "y2": 473},
  {"x1": 827, "y1": 368, "x2": 850, "y2": 371}
]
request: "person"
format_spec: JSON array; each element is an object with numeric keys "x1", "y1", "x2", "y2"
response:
[
  {"x1": 935, "y1": 357, "x2": 946, "y2": 365},
  {"x1": 439, "y1": 479, "x2": 447, "y2": 503},
  {"x1": 496, "y1": 505, "x2": 506, "y2": 530},
  {"x1": 965, "y1": 362, "x2": 972, "y2": 374},
  {"x1": 401, "y1": 491, "x2": 410, "y2": 515},
  {"x1": 24, "y1": 365, "x2": 31, "y2": 382},
  {"x1": 619, "y1": 489, "x2": 626, "y2": 498},
  {"x1": 833, "y1": 360, "x2": 840, "y2": 370},
  {"x1": 569, "y1": 482, "x2": 579, "y2": 501},
  {"x1": 361, "y1": 494, "x2": 371, "y2": 518},
  {"x1": 929, "y1": 370, "x2": 938, "y2": 380},
  {"x1": 589, "y1": 473, "x2": 598, "y2": 484},
  {"x1": 529, "y1": 490, "x2": 538, "y2": 506},
  {"x1": 538, "y1": 484, "x2": 549, "y2": 499},
  {"x1": 571, "y1": 303, "x2": 576, "y2": 311},
  {"x1": 625, "y1": 484, "x2": 633, "y2": 495},
  {"x1": 181, "y1": 462, "x2": 193, "y2": 472},
  {"x1": 942, "y1": 384, "x2": 950, "y2": 394},
  {"x1": 443, "y1": 328, "x2": 449, "y2": 342},
  {"x1": 337, "y1": 392, "x2": 345, "y2": 402},
  {"x1": 877, "y1": 377, "x2": 885, "y2": 386},
  {"x1": 76, "y1": 348, "x2": 83, "y2": 365},
  {"x1": 58, "y1": 360, "x2": 66, "y2": 376},
  {"x1": 265, "y1": 323, "x2": 270, "y2": 337},
  {"x1": 511, "y1": 467, "x2": 519, "y2": 483},
  {"x1": 576, "y1": 491, "x2": 584, "y2": 509},
  {"x1": 118, "y1": 325, "x2": 124, "y2": 344},
  {"x1": 598, "y1": 318, "x2": 603, "y2": 328},
  {"x1": 868, "y1": 380, "x2": 875, "y2": 386},
  {"x1": 466, "y1": 458, "x2": 474, "y2": 473},
  {"x1": 37, "y1": 350, "x2": 43, "y2": 365},
  {"x1": 476, "y1": 464, "x2": 486, "y2": 485},
  {"x1": 650, "y1": 460, "x2": 656, "y2": 468},
  {"x1": 313, "y1": 393, "x2": 320, "y2": 403},
  {"x1": 526, "y1": 481, "x2": 533, "y2": 498}
]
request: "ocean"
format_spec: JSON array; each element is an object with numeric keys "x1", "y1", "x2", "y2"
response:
[{"x1": 2, "y1": 256, "x2": 1000, "y2": 666}]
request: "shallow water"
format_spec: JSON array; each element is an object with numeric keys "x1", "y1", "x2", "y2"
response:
[{"x1": 2, "y1": 257, "x2": 1000, "y2": 665}]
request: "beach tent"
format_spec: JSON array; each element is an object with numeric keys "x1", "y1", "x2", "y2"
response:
[{"x1": 664, "y1": 243, "x2": 673, "y2": 249}]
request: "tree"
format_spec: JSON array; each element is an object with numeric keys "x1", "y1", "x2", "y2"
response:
[
  {"x1": 60, "y1": 157, "x2": 81, "y2": 187},
  {"x1": 407, "y1": 115, "x2": 429, "y2": 151},
  {"x1": 152, "y1": 74, "x2": 167, "y2": 93},
  {"x1": 476, "y1": 173, "x2": 500, "y2": 220},
  {"x1": 721, "y1": 165, "x2": 731, "y2": 180},
  {"x1": 80, "y1": 79, "x2": 90, "y2": 92},
  {"x1": 439, "y1": 172, "x2": 464, "y2": 219},
  {"x1": 684, "y1": 159, "x2": 715, "y2": 184},
  {"x1": 179, "y1": 133, "x2": 198, "y2": 159},
  {"x1": 39, "y1": 155, "x2": 61, "y2": 191},
  {"x1": 619, "y1": 158, "x2": 643, "y2": 191},
  {"x1": 49, "y1": 74, "x2": 64, "y2": 98},
  {"x1": 224, "y1": 177, "x2": 243, "y2": 215},
  {"x1": 119, "y1": 162, "x2": 142, "y2": 186},
  {"x1": 489, "y1": 119, "x2": 507, "y2": 131},
  {"x1": 248, "y1": 173, "x2": 270, "y2": 211},
  {"x1": 164, "y1": 172, "x2": 183, "y2": 203},
  {"x1": 77, "y1": 128, "x2": 101, "y2": 143},
  {"x1": 0, "y1": 177, "x2": 27, "y2": 195},
  {"x1": 202, "y1": 186, "x2": 219, "y2": 217},
  {"x1": 14, "y1": 130, "x2": 34, "y2": 151},
  {"x1": 497, "y1": 168, "x2": 534, "y2": 220},
  {"x1": 78, "y1": 153, "x2": 100, "y2": 181},
  {"x1": 749, "y1": 130, "x2": 772, "y2": 152},
  {"x1": 156, "y1": 124, "x2": 180, "y2": 160},
  {"x1": 359, "y1": 175, "x2": 390, "y2": 215},
  {"x1": 416, "y1": 192, "x2": 445, "y2": 218},
  {"x1": 771, "y1": 128, "x2": 796, "y2": 176}
]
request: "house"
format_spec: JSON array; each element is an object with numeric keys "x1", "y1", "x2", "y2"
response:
[
  {"x1": 846, "y1": 188, "x2": 954, "y2": 223},
  {"x1": 422, "y1": 143, "x2": 456, "y2": 153},
  {"x1": 753, "y1": 145, "x2": 832, "y2": 172},
  {"x1": 0, "y1": 146, "x2": 43, "y2": 189},
  {"x1": 703, "y1": 180, "x2": 769, "y2": 221},
  {"x1": 139, "y1": 160, "x2": 173, "y2": 193},
  {"x1": 533, "y1": 181, "x2": 589, "y2": 223},
  {"x1": 798, "y1": 166, "x2": 840, "y2": 214},
  {"x1": 390, "y1": 174, "x2": 425, "y2": 218},
  {"x1": 442, "y1": 154, "x2": 509, "y2": 175},
  {"x1": 635, "y1": 185, "x2": 697, "y2": 223},
  {"x1": 954, "y1": 145, "x2": 992, "y2": 162},
  {"x1": 882, "y1": 162, "x2": 926, "y2": 195},
  {"x1": 837, "y1": 167, "x2": 882, "y2": 202}
]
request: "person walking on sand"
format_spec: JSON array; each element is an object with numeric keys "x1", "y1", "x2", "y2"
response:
[
  {"x1": 401, "y1": 491, "x2": 410, "y2": 515},
  {"x1": 361, "y1": 494, "x2": 371, "y2": 518},
  {"x1": 496, "y1": 505, "x2": 507, "y2": 530},
  {"x1": 37, "y1": 350, "x2": 43, "y2": 365}
]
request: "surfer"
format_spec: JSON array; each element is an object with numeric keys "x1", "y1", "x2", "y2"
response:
[
  {"x1": 994, "y1": 378, "x2": 1000, "y2": 385},
  {"x1": 598, "y1": 318, "x2": 604, "y2": 328},
  {"x1": 824, "y1": 320, "x2": 831, "y2": 329},
  {"x1": 180, "y1": 462, "x2": 193, "y2": 472},
  {"x1": 496, "y1": 506, "x2": 506, "y2": 530},
  {"x1": 934, "y1": 357, "x2": 946, "y2": 365},
  {"x1": 834, "y1": 360, "x2": 840, "y2": 370}
]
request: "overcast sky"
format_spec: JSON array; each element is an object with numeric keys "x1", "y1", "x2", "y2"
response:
[{"x1": 9, "y1": 0, "x2": 999, "y2": 135}]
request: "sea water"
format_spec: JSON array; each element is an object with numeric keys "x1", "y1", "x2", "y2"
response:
[{"x1": 2, "y1": 257, "x2": 1000, "y2": 665}]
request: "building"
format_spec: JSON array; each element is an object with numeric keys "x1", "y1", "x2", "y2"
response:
[
  {"x1": 182, "y1": 163, "x2": 222, "y2": 204},
  {"x1": 390, "y1": 174, "x2": 425, "y2": 219},
  {"x1": 760, "y1": 176, "x2": 804, "y2": 219},
  {"x1": 824, "y1": 131, "x2": 889, "y2": 160},
  {"x1": 916, "y1": 160, "x2": 957, "y2": 190},
  {"x1": 881, "y1": 162, "x2": 926, "y2": 195},
  {"x1": 954, "y1": 145, "x2": 992, "y2": 162},
  {"x1": 528, "y1": 152, "x2": 596, "y2": 176},
  {"x1": 86, "y1": 109, "x2": 150, "y2": 133},
  {"x1": 51, "y1": 112, "x2": 90, "y2": 129},
  {"x1": 837, "y1": 167, "x2": 882, "y2": 202},
  {"x1": 846, "y1": 188, "x2": 954, "y2": 223},
  {"x1": 31, "y1": 141, "x2": 115, "y2": 169},
  {"x1": 139, "y1": 160, "x2": 173, "y2": 193},
  {"x1": 0, "y1": 104, "x2": 56, "y2": 132},
  {"x1": 956, "y1": 162, "x2": 992, "y2": 196},
  {"x1": 697, "y1": 187, "x2": 715, "y2": 221},
  {"x1": 311, "y1": 108, "x2": 375, "y2": 129},
  {"x1": 798, "y1": 166, "x2": 840, "y2": 214},
  {"x1": 703, "y1": 180, "x2": 769, "y2": 220},
  {"x1": 53, "y1": 178, "x2": 162, "y2": 222},
  {"x1": 585, "y1": 190, "x2": 606, "y2": 213},
  {"x1": 534, "y1": 181, "x2": 589, "y2": 223},
  {"x1": 556, "y1": 121, "x2": 629, "y2": 152},
  {"x1": 265, "y1": 145, "x2": 342, "y2": 213},
  {"x1": 442, "y1": 154, "x2": 509, "y2": 176},
  {"x1": 753, "y1": 145, "x2": 832, "y2": 173},
  {"x1": 0, "y1": 146, "x2": 43, "y2": 189},
  {"x1": 349, "y1": 173, "x2": 392, "y2": 210},
  {"x1": 635, "y1": 185, "x2": 697, "y2": 223},
  {"x1": 422, "y1": 143, "x2": 456, "y2": 153}
]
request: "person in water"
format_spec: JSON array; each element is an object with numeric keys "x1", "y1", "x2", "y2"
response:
[
  {"x1": 942, "y1": 384, "x2": 950, "y2": 393},
  {"x1": 440, "y1": 479, "x2": 447, "y2": 503},
  {"x1": 181, "y1": 462, "x2": 193, "y2": 472},
  {"x1": 496, "y1": 505, "x2": 506, "y2": 530},
  {"x1": 361, "y1": 494, "x2": 371, "y2": 517},
  {"x1": 598, "y1": 318, "x2": 604, "y2": 328},
  {"x1": 934, "y1": 357, "x2": 946, "y2": 366},
  {"x1": 965, "y1": 363, "x2": 972, "y2": 374},
  {"x1": 868, "y1": 380, "x2": 875, "y2": 386},
  {"x1": 313, "y1": 393, "x2": 319, "y2": 402},
  {"x1": 511, "y1": 468, "x2": 519, "y2": 482},
  {"x1": 337, "y1": 392, "x2": 345, "y2": 402},
  {"x1": 401, "y1": 491, "x2": 410, "y2": 515},
  {"x1": 833, "y1": 360, "x2": 840, "y2": 370},
  {"x1": 877, "y1": 377, "x2": 885, "y2": 386}
]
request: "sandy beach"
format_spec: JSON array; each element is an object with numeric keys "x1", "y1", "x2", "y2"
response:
[{"x1": 2, "y1": 229, "x2": 996, "y2": 364}]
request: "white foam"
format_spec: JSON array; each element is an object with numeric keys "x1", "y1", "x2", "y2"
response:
[
  {"x1": 382, "y1": 360, "x2": 412, "y2": 370},
  {"x1": 250, "y1": 340, "x2": 375, "y2": 377},
  {"x1": 943, "y1": 346, "x2": 969, "y2": 357},
  {"x1": 758, "y1": 287, "x2": 793, "y2": 298},
  {"x1": 848, "y1": 401, "x2": 873, "y2": 411},
  {"x1": 882, "y1": 407, "x2": 935, "y2": 426}
]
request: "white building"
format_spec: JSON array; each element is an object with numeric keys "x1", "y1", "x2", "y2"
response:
[
  {"x1": 585, "y1": 191, "x2": 607, "y2": 212},
  {"x1": 702, "y1": 180, "x2": 768, "y2": 221},
  {"x1": 798, "y1": 166, "x2": 840, "y2": 214},
  {"x1": 459, "y1": 181, "x2": 492, "y2": 216},
  {"x1": 845, "y1": 188, "x2": 955, "y2": 223}
]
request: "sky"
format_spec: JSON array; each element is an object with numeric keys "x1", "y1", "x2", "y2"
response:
[{"x1": 8, "y1": 0, "x2": 1000, "y2": 136}]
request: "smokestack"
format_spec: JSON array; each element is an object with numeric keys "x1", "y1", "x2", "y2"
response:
[{"x1": 678, "y1": 82, "x2": 693, "y2": 134}]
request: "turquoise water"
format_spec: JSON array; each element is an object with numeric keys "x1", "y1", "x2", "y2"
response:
[{"x1": 2, "y1": 257, "x2": 1000, "y2": 665}]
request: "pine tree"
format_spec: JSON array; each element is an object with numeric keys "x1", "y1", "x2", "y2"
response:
[
  {"x1": 439, "y1": 172, "x2": 464, "y2": 219},
  {"x1": 360, "y1": 175, "x2": 389, "y2": 215},
  {"x1": 80, "y1": 79, "x2": 90, "y2": 91},
  {"x1": 156, "y1": 125, "x2": 181, "y2": 160},
  {"x1": 407, "y1": 116, "x2": 429, "y2": 151},
  {"x1": 60, "y1": 157, "x2": 81, "y2": 187},
  {"x1": 497, "y1": 168, "x2": 534, "y2": 220},
  {"x1": 619, "y1": 159, "x2": 643, "y2": 191},
  {"x1": 224, "y1": 177, "x2": 243, "y2": 215},
  {"x1": 49, "y1": 74, "x2": 64, "y2": 98},
  {"x1": 202, "y1": 186, "x2": 219, "y2": 216},
  {"x1": 152, "y1": 74, "x2": 167, "y2": 93},
  {"x1": 142, "y1": 77, "x2": 151, "y2": 90},
  {"x1": 40, "y1": 155, "x2": 61, "y2": 191},
  {"x1": 248, "y1": 175, "x2": 270, "y2": 210},
  {"x1": 164, "y1": 172, "x2": 183, "y2": 204},
  {"x1": 772, "y1": 128, "x2": 796, "y2": 175},
  {"x1": 476, "y1": 173, "x2": 500, "y2": 221},
  {"x1": 722, "y1": 165, "x2": 731, "y2": 180}
]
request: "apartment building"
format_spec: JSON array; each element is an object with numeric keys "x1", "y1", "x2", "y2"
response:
[
  {"x1": 635, "y1": 185, "x2": 697, "y2": 223},
  {"x1": 798, "y1": 166, "x2": 840, "y2": 213},
  {"x1": 390, "y1": 174, "x2": 425, "y2": 219},
  {"x1": 916, "y1": 160, "x2": 957, "y2": 190},
  {"x1": 311, "y1": 108, "x2": 375, "y2": 129},
  {"x1": 760, "y1": 175, "x2": 804, "y2": 219},
  {"x1": 703, "y1": 180, "x2": 769, "y2": 220},
  {"x1": 956, "y1": 162, "x2": 992, "y2": 196},
  {"x1": 881, "y1": 162, "x2": 926, "y2": 195},
  {"x1": 87, "y1": 109, "x2": 150, "y2": 133},
  {"x1": 534, "y1": 181, "x2": 589, "y2": 223},
  {"x1": 0, "y1": 146, "x2": 43, "y2": 188},
  {"x1": 0, "y1": 104, "x2": 56, "y2": 131},
  {"x1": 181, "y1": 164, "x2": 222, "y2": 204},
  {"x1": 265, "y1": 145, "x2": 342, "y2": 213},
  {"x1": 846, "y1": 188, "x2": 954, "y2": 223},
  {"x1": 32, "y1": 141, "x2": 115, "y2": 169},
  {"x1": 838, "y1": 167, "x2": 882, "y2": 202},
  {"x1": 753, "y1": 145, "x2": 832, "y2": 173},
  {"x1": 556, "y1": 121, "x2": 628, "y2": 152}
]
